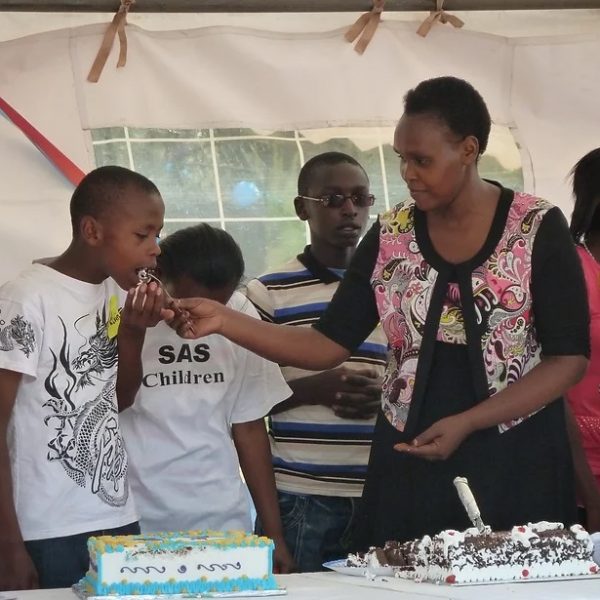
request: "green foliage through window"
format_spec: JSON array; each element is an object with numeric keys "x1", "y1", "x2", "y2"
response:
[{"x1": 91, "y1": 126, "x2": 523, "y2": 278}]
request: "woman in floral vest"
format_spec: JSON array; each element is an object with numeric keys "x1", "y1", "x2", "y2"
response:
[{"x1": 166, "y1": 77, "x2": 590, "y2": 549}]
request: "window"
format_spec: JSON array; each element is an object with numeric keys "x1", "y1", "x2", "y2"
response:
[{"x1": 92, "y1": 126, "x2": 523, "y2": 278}]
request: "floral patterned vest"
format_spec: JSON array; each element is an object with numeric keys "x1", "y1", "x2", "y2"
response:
[{"x1": 371, "y1": 191, "x2": 553, "y2": 434}]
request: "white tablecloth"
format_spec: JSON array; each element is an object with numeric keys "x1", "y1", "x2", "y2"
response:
[
  {"x1": 302, "y1": 571, "x2": 600, "y2": 599},
  {"x1": 2, "y1": 572, "x2": 600, "y2": 600}
]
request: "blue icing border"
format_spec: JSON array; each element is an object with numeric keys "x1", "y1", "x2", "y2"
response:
[
  {"x1": 81, "y1": 575, "x2": 278, "y2": 595},
  {"x1": 268, "y1": 546, "x2": 273, "y2": 578}
]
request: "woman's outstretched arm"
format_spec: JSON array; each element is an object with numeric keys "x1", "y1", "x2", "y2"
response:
[{"x1": 163, "y1": 297, "x2": 350, "y2": 370}]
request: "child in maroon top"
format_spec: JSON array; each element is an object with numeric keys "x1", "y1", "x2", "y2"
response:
[{"x1": 567, "y1": 147, "x2": 600, "y2": 530}]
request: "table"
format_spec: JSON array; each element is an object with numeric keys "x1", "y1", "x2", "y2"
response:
[
  {"x1": 302, "y1": 571, "x2": 600, "y2": 599},
  {"x1": 2, "y1": 572, "x2": 600, "y2": 600}
]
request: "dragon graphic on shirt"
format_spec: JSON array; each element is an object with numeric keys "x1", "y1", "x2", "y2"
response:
[
  {"x1": 72, "y1": 311, "x2": 119, "y2": 389},
  {"x1": 43, "y1": 306, "x2": 128, "y2": 507},
  {"x1": 0, "y1": 311, "x2": 35, "y2": 357}
]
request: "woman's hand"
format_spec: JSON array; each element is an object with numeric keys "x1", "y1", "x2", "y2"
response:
[
  {"x1": 393, "y1": 414, "x2": 474, "y2": 460},
  {"x1": 161, "y1": 297, "x2": 225, "y2": 339}
]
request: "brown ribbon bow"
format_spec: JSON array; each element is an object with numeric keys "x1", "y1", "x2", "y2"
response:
[
  {"x1": 417, "y1": 0, "x2": 464, "y2": 38},
  {"x1": 87, "y1": 0, "x2": 135, "y2": 83},
  {"x1": 345, "y1": 0, "x2": 385, "y2": 55}
]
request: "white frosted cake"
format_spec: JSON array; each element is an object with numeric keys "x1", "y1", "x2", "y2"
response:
[
  {"x1": 348, "y1": 522, "x2": 599, "y2": 584},
  {"x1": 80, "y1": 530, "x2": 277, "y2": 595}
]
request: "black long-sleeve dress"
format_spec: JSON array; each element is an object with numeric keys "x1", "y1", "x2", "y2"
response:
[{"x1": 314, "y1": 186, "x2": 590, "y2": 549}]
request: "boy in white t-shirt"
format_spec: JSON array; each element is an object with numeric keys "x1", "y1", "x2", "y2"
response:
[
  {"x1": 120, "y1": 223, "x2": 295, "y2": 573},
  {"x1": 0, "y1": 166, "x2": 165, "y2": 590}
]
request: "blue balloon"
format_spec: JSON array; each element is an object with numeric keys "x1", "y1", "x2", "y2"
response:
[{"x1": 232, "y1": 180, "x2": 261, "y2": 208}]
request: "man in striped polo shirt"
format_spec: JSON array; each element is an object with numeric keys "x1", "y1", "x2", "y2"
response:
[{"x1": 246, "y1": 152, "x2": 387, "y2": 572}]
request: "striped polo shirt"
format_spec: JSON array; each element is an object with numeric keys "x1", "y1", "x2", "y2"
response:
[{"x1": 246, "y1": 246, "x2": 388, "y2": 497}]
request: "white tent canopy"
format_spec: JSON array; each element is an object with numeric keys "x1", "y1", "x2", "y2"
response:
[{"x1": 2, "y1": 6, "x2": 600, "y2": 282}]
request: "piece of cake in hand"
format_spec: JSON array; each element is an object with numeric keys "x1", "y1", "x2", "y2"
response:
[{"x1": 79, "y1": 530, "x2": 278, "y2": 595}]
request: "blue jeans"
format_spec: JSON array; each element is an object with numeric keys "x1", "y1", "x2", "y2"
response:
[
  {"x1": 25, "y1": 521, "x2": 140, "y2": 589},
  {"x1": 258, "y1": 491, "x2": 357, "y2": 573}
]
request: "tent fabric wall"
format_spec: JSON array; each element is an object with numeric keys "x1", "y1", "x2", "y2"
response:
[
  {"x1": 73, "y1": 23, "x2": 512, "y2": 130},
  {"x1": 511, "y1": 35, "x2": 600, "y2": 203},
  {"x1": 0, "y1": 117, "x2": 74, "y2": 276},
  {"x1": 1, "y1": 15, "x2": 600, "y2": 283}
]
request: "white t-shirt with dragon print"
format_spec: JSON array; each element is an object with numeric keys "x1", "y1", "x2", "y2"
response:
[{"x1": 0, "y1": 264, "x2": 138, "y2": 540}]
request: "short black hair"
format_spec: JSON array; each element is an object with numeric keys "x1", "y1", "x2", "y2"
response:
[
  {"x1": 158, "y1": 223, "x2": 245, "y2": 290},
  {"x1": 70, "y1": 165, "x2": 160, "y2": 235},
  {"x1": 569, "y1": 148, "x2": 600, "y2": 242},
  {"x1": 297, "y1": 151, "x2": 368, "y2": 196},
  {"x1": 404, "y1": 76, "x2": 491, "y2": 156}
]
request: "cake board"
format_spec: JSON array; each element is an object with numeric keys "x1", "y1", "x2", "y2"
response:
[{"x1": 322, "y1": 561, "x2": 600, "y2": 587}]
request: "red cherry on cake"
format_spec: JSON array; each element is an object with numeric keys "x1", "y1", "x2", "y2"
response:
[
  {"x1": 445, "y1": 575, "x2": 456, "y2": 584},
  {"x1": 590, "y1": 565, "x2": 598, "y2": 574},
  {"x1": 517, "y1": 526, "x2": 526, "y2": 533},
  {"x1": 521, "y1": 569, "x2": 529, "y2": 577}
]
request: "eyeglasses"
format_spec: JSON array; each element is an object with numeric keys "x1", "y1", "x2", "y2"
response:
[{"x1": 297, "y1": 193, "x2": 376, "y2": 208}]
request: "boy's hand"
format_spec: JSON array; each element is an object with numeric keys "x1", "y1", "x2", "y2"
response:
[
  {"x1": 331, "y1": 368, "x2": 382, "y2": 419},
  {"x1": 302, "y1": 367, "x2": 381, "y2": 419},
  {"x1": 0, "y1": 543, "x2": 39, "y2": 590},
  {"x1": 121, "y1": 282, "x2": 164, "y2": 331},
  {"x1": 272, "y1": 536, "x2": 296, "y2": 574}
]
